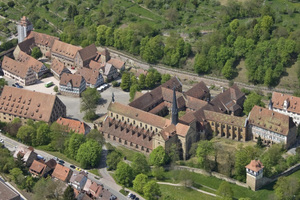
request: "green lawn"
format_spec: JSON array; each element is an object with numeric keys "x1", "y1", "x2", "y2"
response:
[
  {"x1": 116, "y1": 146, "x2": 145, "y2": 161},
  {"x1": 159, "y1": 184, "x2": 217, "y2": 200},
  {"x1": 163, "y1": 170, "x2": 275, "y2": 200},
  {"x1": 89, "y1": 169, "x2": 101, "y2": 177}
]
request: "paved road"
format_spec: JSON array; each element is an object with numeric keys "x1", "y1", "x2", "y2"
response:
[{"x1": 0, "y1": 133, "x2": 127, "y2": 200}]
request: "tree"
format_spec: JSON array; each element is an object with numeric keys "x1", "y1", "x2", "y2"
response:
[
  {"x1": 53, "y1": 86, "x2": 58, "y2": 92},
  {"x1": 76, "y1": 140, "x2": 102, "y2": 168},
  {"x1": 131, "y1": 153, "x2": 150, "y2": 175},
  {"x1": 33, "y1": 177, "x2": 64, "y2": 200},
  {"x1": 86, "y1": 129, "x2": 105, "y2": 145},
  {"x1": 25, "y1": 176, "x2": 35, "y2": 192},
  {"x1": 194, "y1": 53, "x2": 209, "y2": 74},
  {"x1": 145, "y1": 72, "x2": 156, "y2": 89},
  {"x1": 234, "y1": 145, "x2": 260, "y2": 181},
  {"x1": 17, "y1": 125, "x2": 36, "y2": 145},
  {"x1": 133, "y1": 173, "x2": 148, "y2": 194},
  {"x1": 243, "y1": 92, "x2": 265, "y2": 115},
  {"x1": 152, "y1": 166, "x2": 165, "y2": 180},
  {"x1": 178, "y1": 170, "x2": 193, "y2": 187},
  {"x1": 217, "y1": 182, "x2": 233, "y2": 200},
  {"x1": 130, "y1": 84, "x2": 140, "y2": 102},
  {"x1": 143, "y1": 181, "x2": 161, "y2": 200},
  {"x1": 275, "y1": 177, "x2": 299, "y2": 200},
  {"x1": 261, "y1": 144, "x2": 284, "y2": 177},
  {"x1": 120, "y1": 72, "x2": 131, "y2": 91},
  {"x1": 138, "y1": 74, "x2": 146, "y2": 89},
  {"x1": 140, "y1": 36, "x2": 164, "y2": 64},
  {"x1": 256, "y1": 136, "x2": 263, "y2": 148},
  {"x1": 0, "y1": 78, "x2": 8, "y2": 93},
  {"x1": 149, "y1": 146, "x2": 168, "y2": 166},
  {"x1": 115, "y1": 162, "x2": 134, "y2": 187},
  {"x1": 161, "y1": 74, "x2": 171, "y2": 84},
  {"x1": 35, "y1": 123, "x2": 51, "y2": 146},
  {"x1": 7, "y1": 1, "x2": 15, "y2": 7},
  {"x1": 222, "y1": 58, "x2": 235, "y2": 79},
  {"x1": 9, "y1": 168, "x2": 23, "y2": 184},
  {"x1": 106, "y1": 150, "x2": 122, "y2": 170},
  {"x1": 80, "y1": 88, "x2": 101, "y2": 121},
  {"x1": 31, "y1": 47, "x2": 43, "y2": 59},
  {"x1": 66, "y1": 133, "x2": 86, "y2": 159},
  {"x1": 63, "y1": 185, "x2": 75, "y2": 200},
  {"x1": 196, "y1": 140, "x2": 214, "y2": 170}
]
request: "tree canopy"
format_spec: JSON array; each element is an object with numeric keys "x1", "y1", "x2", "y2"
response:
[
  {"x1": 80, "y1": 88, "x2": 101, "y2": 121},
  {"x1": 76, "y1": 140, "x2": 102, "y2": 168},
  {"x1": 149, "y1": 146, "x2": 168, "y2": 166}
]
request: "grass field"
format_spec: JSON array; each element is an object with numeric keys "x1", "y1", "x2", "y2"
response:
[
  {"x1": 89, "y1": 169, "x2": 101, "y2": 177},
  {"x1": 116, "y1": 146, "x2": 144, "y2": 161},
  {"x1": 159, "y1": 185, "x2": 217, "y2": 200},
  {"x1": 278, "y1": 60, "x2": 300, "y2": 90},
  {"x1": 163, "y1": 170, "x2": 275, "y2": 199}
]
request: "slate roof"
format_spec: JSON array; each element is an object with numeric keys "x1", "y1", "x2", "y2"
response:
[{"x1": 0, "y1": 86, "x2": 64, "y2": 122}]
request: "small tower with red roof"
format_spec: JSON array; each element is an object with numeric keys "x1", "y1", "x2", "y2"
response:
[{"x1": 245, "y1": 159, "x2": 264, "y2": 191}]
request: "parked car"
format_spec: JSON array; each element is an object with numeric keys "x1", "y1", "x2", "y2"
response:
[
  {"x1": 58, "y1": 162, "x2": 64, "y2": 166},
  {"x1": 127, "y1": 193, "x2": 132, "y2": 198},
  {"x1": 0, "y1": 139, "x2": 4, "y2": 143},
  {"x1": 14, "y1": 83, "x2": 23, "y2": 88},
  {"x1": 75, "y1": 167, "x2": 82, "y2": 171},
  {"x1": 110, "y1": 195, "x2": 117, "y2": 200},
  {"x1": 70, "y1": 165, "x2": 76, "y2": 169},
  {"x1": 131, "y1": 194, "x2": 136, "y2": 199},
  {"x1": 135, "y1": 198, "x2": 139, "y2": 200},
  {"x1": 58, "y1": 160, "x2": 65, "y2": 164}
]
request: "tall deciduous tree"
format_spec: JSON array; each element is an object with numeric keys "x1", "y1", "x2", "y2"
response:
[
  {"x1": 66, "y1": 133, "x2": 86, "y2": 159},
  {"x1": 196, "y1": 140, "x2": 215, "y2": 171},
  {"x1": 121, "y1": 72, "x2": 131, "y2": 91},
  {"x1": 86, "y1": 129, "x2": 105, "y2": 145},
  {"x1": 133, "y1": 173, "x2": 148, "y2": 194},
  {"x1": 106, "y1": 151, "x2": 122, "y2": 170},
  {"x1": 80, "y1": 88, "x2": 101, "y2": 121},
  {"x1": 35, "y1": 123, "x2": 51, "y2": 146},
  {"x1": 161, "y1": 74, "x2": 171, "y2": 84},
  {"x1": 194, "y1": 53, "x2": 209, "y2": 74},
  {"x1": 149, "y1": 146, "x2": 168, "y2": 166},
  {"x1": 63, "y1": 185, "x2": 75, "y2": 200},
  {"x1": 17, "y1": 125, "x2": 36, "y2": 145},
  {"x1": 131, "y1": 153, "x2": 150, "y2": 175},
  {"x1": 275, "y1": 176, "x2": 300, "y2": 200},
  {"x1": 31, "y1": 47, "x2": 42, "y2": 59},
  {"x1": 243, "y1": 92, "x2": 265, "y2": 115},
  {"x1": 217, "y1": 182, "x2": 234, "y2": 200},
  {"x1": 115, "y1": 162, "x2": 134, "y2": 187},
  {"x1": 76, "y1": 140, "x2": 102, "y2": 168},
  {"x1": 143, "y1": 181, "x2": 161, "y2": 200}
]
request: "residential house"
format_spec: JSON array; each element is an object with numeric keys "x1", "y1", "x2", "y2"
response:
[
  {"x1": 0, "y1": 181, "x2": 21, "y2": 200},
  {"x1": 271, "y1": 92, "x2": 300, "y2": 126},
  {"x1": 0, "y1": 86, "x2": 66, "y2": 123},
  {"x1": 51, "y1": 40, "x2": 81, "y2": 68},
  {"x1": 56, "y1": 117, "x2": 91, "y2": 135},
  {"x1": 75, "y1": 67, "x2": 104, "y2": 88},
  {"x1": 45, "y1": 159, "x2": 57, "y2": 175},
  {"x1": 13, "y1": 146, "x2": 37, "y2": 167},
  {"x1": 59, "y1": 73, "x2": 86, "y2": 97},
  {"x1": 16, "y1": 51, "x2": 48, "y2": 78},
  {"x1": 2, "y1": 56, "x2": 36, "y2": 86},
  {"x1": 51, "y1": 59, "x2": 71, "y2": 80},
  {"x1": 52, "y1": 164, "x2": 73, "y2": 182},
  {"x1": 107, "y1": 58, "x2": 125, "y2": 72},
  {"x1": 69, "y1": 171, "x2": 88, "y2": 190},
  {"x1": 89, "y1": 61, "x2": 118, "y2": 82},
  {"x1": 88, "y1": 181, "x2": 103, "y2": 199},
  {"x1": 29, "y1": 160, "x2": 51, "y2": 178},
  {"x1": 74, "y1": 44, "x2": 97, "y2": 68},
  {"x1": 248, "y1": 105, "x2": 297, "y2": 148},
  {"x1": 185, "y1": 81, "x2": 210, "y2": 101}
]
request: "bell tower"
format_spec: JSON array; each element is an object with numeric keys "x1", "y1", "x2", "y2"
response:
[
  {"x1": 245, "y1": 160, "x2": 264, "y2": 191},
  {"x1": 17, "y1": 16, "x2": 33, "y2": 43}
]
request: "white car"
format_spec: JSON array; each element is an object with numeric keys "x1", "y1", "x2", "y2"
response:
[{"x1": 0, "y1": 139, "x2": 4, "y2": 143}]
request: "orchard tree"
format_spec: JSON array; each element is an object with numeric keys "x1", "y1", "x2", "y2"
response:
[
  {"x1": 115, "y1": 162, "x2": 134, "y2": 187},
  {"x1": 133, "y1": 173, "x2": 148, "y2": 194},
  {"x1": 149, "y1": 146, "x2": 168, "y2": 166},
  {"x1": 76, "y1": 140, "x2": 102, "y2": 168},
  {"x1": 80, "y1": 88, "x2": 101, "y2": 121},
  {"x1": 143, "y1": 181, "x2": 161, "y2": 200}
]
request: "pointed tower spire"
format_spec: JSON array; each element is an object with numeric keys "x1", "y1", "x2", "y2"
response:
[
  {"x1": 171, "y1": 86, "x2": 178, "y2": 125},
  {"x1": 112, "y1": 92, "x2": 115, "y2": 103}
]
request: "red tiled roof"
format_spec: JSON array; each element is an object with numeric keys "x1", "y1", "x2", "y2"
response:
[
  {"x1": 17, "y1": 51, "x2": 45, "y2": 74},
  {"x1": 245, "y1": 160, "x2": 264, "y2": 172},
  {"x1": 51, "y1": 40, "x2": 81, "y2": 59},
  {"x1": 51, "y1": 59, "x2": 71, "y2": 76},
  {"x1": 29, "y1": 160, "x2": 47, "y2": 175},
  {"x1": 27, "y1": 31, "x2": 58, "y2": 48},
  {"x1": 2, "y1": 56, "x2": 33, "y2": 79},
  {"x1": 56, "y1": 117, "x2": 87, "y2": 135},
  {"x1": 52, "y1": 164, "x2": 72, "y2": 182},
  {"x1": 107, "y1": 58, "x2": 124, "y2": 70},
  {"x1": 185, "y1": 81, "x2": 209, "y2": 99},
  {"x1": 77, "y1": 44, "x2": 97, "y2": 62},
  {"x1": 272, "y1": 92, "x2": 300, "y2": 114},
  {"x1": 75, "y1": 67, "x2": 102, "y2": 85},
  {"x1": 60, "y1": 73, "x2": 85, "y2": 88}
]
